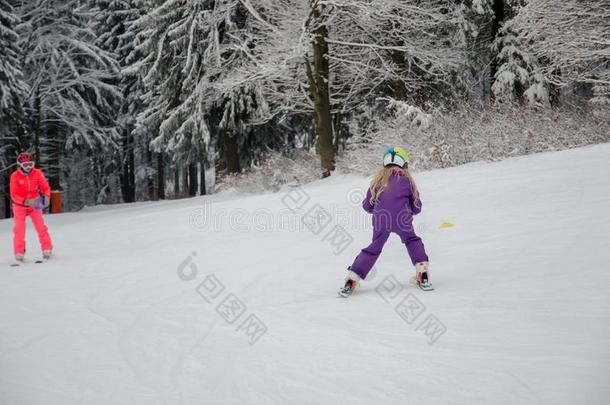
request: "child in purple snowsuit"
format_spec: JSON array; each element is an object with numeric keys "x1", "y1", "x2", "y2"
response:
[{"x1": 340, "y1": 147, "x2": 429, "y2": 296}]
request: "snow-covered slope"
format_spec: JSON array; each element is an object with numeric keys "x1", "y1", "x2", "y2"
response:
[{"x1": 1, "y1": 144, "x2": 609, "y2": 405}]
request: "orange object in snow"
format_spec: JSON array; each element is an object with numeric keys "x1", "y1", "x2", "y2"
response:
[{"x1": 50, "y1": 191, "x2": 63, "y2": 214}]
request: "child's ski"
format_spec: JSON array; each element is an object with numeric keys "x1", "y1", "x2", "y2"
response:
[
  {"x1": 9, "y1": 257, "x2": 49, "y2": 266},
  {"x1": 418, "y1": 281, "x2": 434, "y2": 291},
  {"x1": 337, "y1": 279, "x2": 358, "y2": 298},
  {"x1": 36, "y1": 252, "x2": 52, "y2": 264},
  {"x1": 409, "y1": 276, "x2": 435, "y2": 291}
]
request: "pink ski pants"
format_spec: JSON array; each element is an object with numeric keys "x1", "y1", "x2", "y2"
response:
[{"x1": 12, "y1": 205, "x2": 53, "y2": 255}]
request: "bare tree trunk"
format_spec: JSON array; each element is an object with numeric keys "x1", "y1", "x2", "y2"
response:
[
  {"x1": 310, "y1": 4, "x2": 334, "y2": 177},
  {"x1": 224, "y1": 131, "x2": 240, "y2": 174},
  {"x1": 146, "y1": 148, "x2": 155, "y2": 200},
  {"x1": 199, "y1": 161, "x2": 206, "y2": 195},
  {"x1": 156, "y1": 152, "x2": 165, "y2": 200},
  {"x1": 173, "y1": 166, "x2": 180, "y2": 198},
  {"x1": 2, "y1": 175, "x2": 10, "y2": 219},
  {"x1": 127, "y1": 143, "x2": 135, "y2": 201},
  {"x1": 120, "y1": 136, "x2": 129, "y2": 202},
  {"x1": 188, "y1": 163, "x2": 197, "y2": 196},
  {"x1": 182, "y1": 167, "x2": 189, "y2": 197},
  {"x1": 119, "y1": 129, "x2": 136, "y2": 203}
]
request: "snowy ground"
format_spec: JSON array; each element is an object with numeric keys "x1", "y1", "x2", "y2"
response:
[{"x1": 1, "y1": 144, "x2": 609, "y2": 405}]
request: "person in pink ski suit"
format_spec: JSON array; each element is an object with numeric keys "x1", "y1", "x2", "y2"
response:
[{"x1": 9, "y1": 152, "x2": 53, "y2": 261}]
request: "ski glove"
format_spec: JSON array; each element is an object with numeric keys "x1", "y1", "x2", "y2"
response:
[
  {"x1": 24, "y1": 198, "x2": 38, "y2": 207},
  {"x1": 44, "y1": 196, "x2": 50, "y2": 208}
]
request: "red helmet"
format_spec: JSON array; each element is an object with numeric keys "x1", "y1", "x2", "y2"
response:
[{"x1": 17, "y1": 152, "x2": 34, "y2": 163}]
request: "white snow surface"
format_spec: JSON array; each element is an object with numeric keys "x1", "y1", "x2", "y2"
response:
[{"x1": 1, "y1": 144, "x2": 610, "y2": 405}]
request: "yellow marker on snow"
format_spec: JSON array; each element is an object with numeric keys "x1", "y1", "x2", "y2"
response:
[{"x1": 439, "y1": 222, "x2": 454, "y2": 229}]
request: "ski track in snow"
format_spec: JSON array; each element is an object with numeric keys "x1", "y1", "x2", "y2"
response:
[{"x1": 1, "y1": 144, "x2": 610, "y2": 405}]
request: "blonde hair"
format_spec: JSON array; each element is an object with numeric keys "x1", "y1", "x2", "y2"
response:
[{"x1": 369, "y1": 166, "x2": 420, "y2": 208}]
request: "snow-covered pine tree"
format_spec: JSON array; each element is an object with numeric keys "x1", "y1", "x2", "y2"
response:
[
  {"x1": 457, "y1": 0, "x2": 551, "y2": 105},
  {"x1": 113, "y1": 0, "x2": 162, "y2": 200},
  {"x1": 491, "y1": 23, "x2": 549, "y2": 105},
  {"x1": 90, "y1": 0, "x2": 151, "y2": 202},
  {"x1": 131, "y1": 0, "x2": 283, "y2": 195},
  {"x1": 216, "y1": 0, "x2": 315, "y2": 174},
  {"x1": 0, "y1": 0, "x2": 29, "y2": 218},
  {"x1": 0, "y1": 0, "x2": 27, "y2": 143},
  {"x1": 129, "y1": 0, "x2": 210, "y2": 196},
  {"x1": 16, "y1": 0, "x2": 122, "y2": 198}
]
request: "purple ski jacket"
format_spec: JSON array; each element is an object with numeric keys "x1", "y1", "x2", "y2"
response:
[{"x1": 362, "y1": 170, "x2": 421, "y2": 231}]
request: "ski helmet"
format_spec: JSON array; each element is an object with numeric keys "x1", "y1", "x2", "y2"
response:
[
  {"x1": 383, "y1": 146, "x2": 409, "y2": 168},
  {"x1": 17, "y1": 152, "x2": 34, "y2": 164}
]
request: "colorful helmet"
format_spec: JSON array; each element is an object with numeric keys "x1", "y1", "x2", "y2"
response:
[
  {"x1": 383, "y1": 146, "x2": 409, "y2": 168},
  {"x1": 17, "y1": 152, "x2": 34, "y2": 164}
]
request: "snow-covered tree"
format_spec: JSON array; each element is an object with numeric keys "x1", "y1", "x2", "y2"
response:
[
  {"x1": 1, "y1": 0, "x2": 604, "y2": 215},
  {"x1": 130, "y1": 0, "x2": 289, "y2": 196},
  {"x1": 492, "y1": 24, "x2": 549, "y2": 105},
  {"x1": 328, "y1": 0, "x2": 461, "y2": 104},
  {"x1": 452, "y1": 0, "x2": 553, "y2": 105},
  {"x1": 0, "y1": 0, "x2": 29, "y2": 218},
  {"x1": 511, "y1": 0, "x2": 610, "y2": 104},
  {"x1": 90, "y1": 0, "x2": 151, "y2": 202},
  {"x1": 16, "y1": 0, "x2": 121, "y2": 190},
  {"x1": 0, "y1": 0, "x2": 27, "y2": 140},
  {"x1": 453, "y1": 0, "x2": 494, "y2": 100},
  {"x1": 129, "y1": 0, "x2": 215, "y2": 196},
  {"x1": 0, "y1": 0, "x2": 27, "y2": 142},
  {"x1": 301, "y1": 0, "x2": 461, "y2": 174}
]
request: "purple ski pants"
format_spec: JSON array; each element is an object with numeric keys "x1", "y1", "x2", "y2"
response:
[{"x1": 350, "y1": 227, "x2": 428, "y2": 280}]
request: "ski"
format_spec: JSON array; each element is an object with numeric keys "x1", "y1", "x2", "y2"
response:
[
  {"x1": 337, "y1": 279, "x2": 358, "y2": 298},
  {"x1": 409, "y1": 275, "x2": 434, "y2": 291},
  {"x1": 37, "y1": 252, "x2": 52, "y2": 264},
  {"x1": 418, "y1": 282, "x2": 434, "y2": 291},
  {"x1": 9, "y1": 257, "x2": 49, "y2": 266}
]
